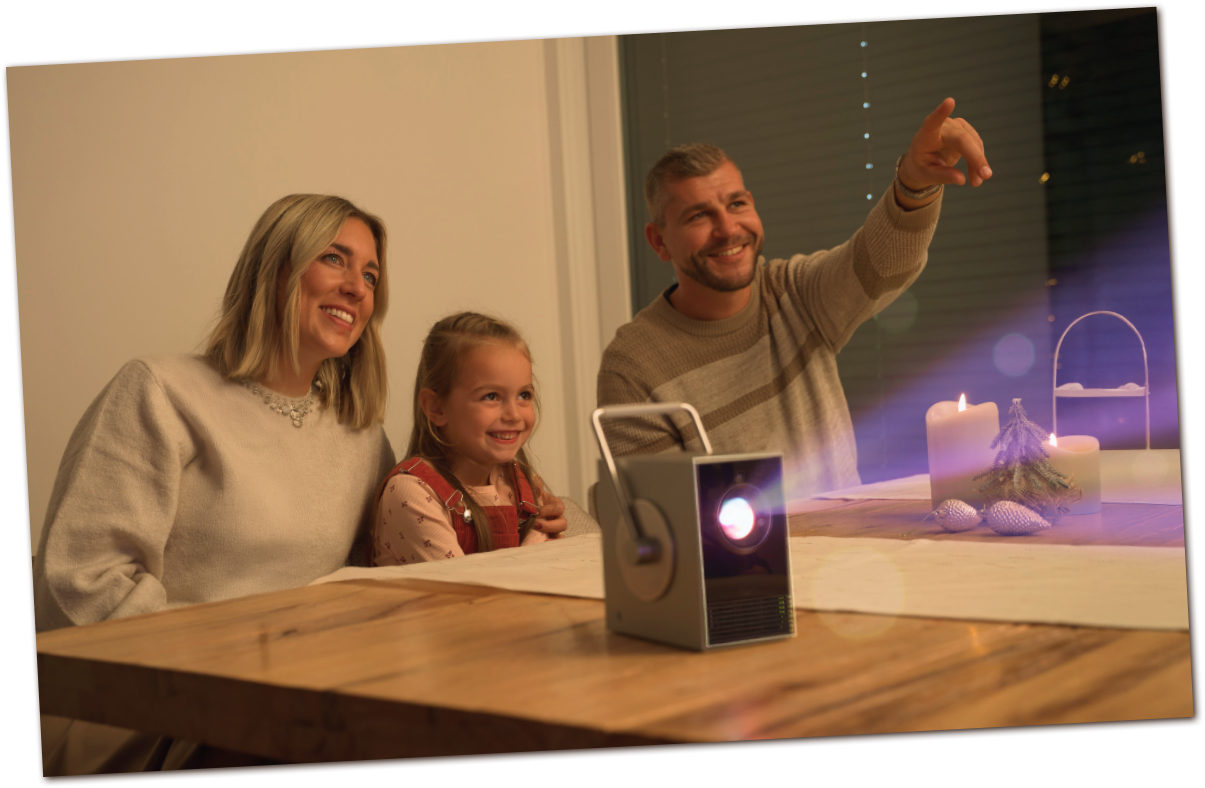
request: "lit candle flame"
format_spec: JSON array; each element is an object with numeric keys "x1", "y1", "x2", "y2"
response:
[
  {"x1": 958, "y1": 394, "x2": 967, "y2": 412},
  {"x1": 1049, "y1": 433, "x2": 1058, "y2": 447}
]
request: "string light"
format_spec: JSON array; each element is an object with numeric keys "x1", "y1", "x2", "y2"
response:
[{"x1": 862, "y1": 26, "x2": 873, "y2": 200}]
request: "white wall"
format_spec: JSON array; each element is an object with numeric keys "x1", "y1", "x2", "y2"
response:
[{"x1": 10, "y1": 37, "x2": 629, "y2": 549}]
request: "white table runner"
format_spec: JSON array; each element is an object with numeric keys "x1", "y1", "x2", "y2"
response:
[{"x1": 314, "y1": 532, "x2": 1189, "y2": 631}]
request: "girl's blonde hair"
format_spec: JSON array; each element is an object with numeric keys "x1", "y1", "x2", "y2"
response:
[
  {"x1": 204, "y1": 194, "x2": 389, "y2": 429},
  {"x1": 407, "y1": 311, "x2": 542, "y2": 552}
]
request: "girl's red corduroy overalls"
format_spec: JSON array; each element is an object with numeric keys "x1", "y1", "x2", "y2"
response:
[{"x1": 383, "y1": 457, "x2": 540, "y2": 554}]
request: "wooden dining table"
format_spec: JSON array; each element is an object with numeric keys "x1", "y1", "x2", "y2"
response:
[{"x1": 35, "y1": 498, "x2": 1192, "y2": 764}]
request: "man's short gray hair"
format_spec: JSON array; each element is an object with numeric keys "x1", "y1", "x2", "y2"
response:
[{"x1": 644, "y1": 142, "x2": 733, "y2": 226}]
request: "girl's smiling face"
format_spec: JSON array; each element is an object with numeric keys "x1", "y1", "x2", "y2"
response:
[{"x1": 423, "y1": 342, "x2": 536, "y2": 486}]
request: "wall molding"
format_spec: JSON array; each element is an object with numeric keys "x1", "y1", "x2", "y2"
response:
[{"x1": 543, "y1": 36, "x2": 631, "y2": 506}]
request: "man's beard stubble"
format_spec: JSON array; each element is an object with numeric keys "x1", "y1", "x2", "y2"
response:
[{"x1": 679, "y1": 234, "x2": 765, "y2": 293}]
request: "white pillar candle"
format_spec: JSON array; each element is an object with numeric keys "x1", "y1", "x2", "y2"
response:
[
  {"x1": 926, "y1": 396, "x2": 1000, "y2": 508},
  {"x1": 1045, "y1": 434, "x2": 1101, "y2": 515}
]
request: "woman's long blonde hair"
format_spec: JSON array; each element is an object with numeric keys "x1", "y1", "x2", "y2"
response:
[
  {"x1": 406, "y1": 311, "x2": 542, "y2": 552},
  {"x1": 204, "y1": 194, "x2": 389, "y2": 428}
]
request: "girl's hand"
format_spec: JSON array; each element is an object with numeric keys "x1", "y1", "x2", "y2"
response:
[
  {"x1": 530, "y1": 475, "x2": 568, "y2": 538},
  {"x1": 534, "y1": 494, "x2": 568, "y2": 537},
  {"x1": 521, "y1": 528, "x2": 551, "y2": 546}
]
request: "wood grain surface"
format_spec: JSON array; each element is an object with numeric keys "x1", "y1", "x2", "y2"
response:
[
  {"x1": 38, "y1": 542, "x2": 1193, "y2": 764},
  {"x1": 36, "y1": 499, "x2": 1191, "y2": 763}
]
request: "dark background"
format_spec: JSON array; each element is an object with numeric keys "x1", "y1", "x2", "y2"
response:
[{"x1": 619, "y1": 8, "x2": 1175, "y2": 484}]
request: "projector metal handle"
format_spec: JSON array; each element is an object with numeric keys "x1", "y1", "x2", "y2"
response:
[{"x1": 591, "y1": 403, "x2": 713, "y2": 564}]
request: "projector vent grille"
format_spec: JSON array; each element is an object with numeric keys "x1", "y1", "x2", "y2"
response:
[{"x1": 706, "y1": 595, "x2": 794, "y2": 646}]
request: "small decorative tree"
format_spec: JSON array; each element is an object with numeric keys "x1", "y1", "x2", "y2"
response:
[{"x1": 974, "y1": 398, "x2": 1081, "y2": 520}]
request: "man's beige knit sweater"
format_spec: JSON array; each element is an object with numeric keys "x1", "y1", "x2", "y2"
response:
[{"x1": 597, "y1": 187, "x2": 941, "y2": 500}]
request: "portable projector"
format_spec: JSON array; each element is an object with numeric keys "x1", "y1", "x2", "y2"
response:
[{"x1": 591, "y1": 403, "x2": 795, "y2": 651}]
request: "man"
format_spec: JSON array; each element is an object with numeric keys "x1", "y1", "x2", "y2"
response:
[{"x1": 596, "y1": 98, "x2": 991, "y2": 500}]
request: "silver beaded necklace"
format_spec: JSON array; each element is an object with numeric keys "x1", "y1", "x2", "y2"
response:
[{"x1": 245, "y1": 381, "x2": 315, "y2": 428}]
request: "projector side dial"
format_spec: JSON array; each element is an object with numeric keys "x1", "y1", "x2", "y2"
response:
[{"x1": 616, "y1": 499, "x2": 675, "y2": 602}]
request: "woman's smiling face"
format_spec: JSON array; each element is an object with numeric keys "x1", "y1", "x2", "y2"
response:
[
  {"x1": 295, "y1": 217, "x2": 380, "y2": 370},
  {"x1": 427, "y1": 342, "x2": 536, "y2": 485}
]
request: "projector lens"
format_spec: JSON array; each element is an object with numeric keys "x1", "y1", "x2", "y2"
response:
[
  {"x1": 718, "y1": 497, "x2": 756, "y2": 540},
  {"x1": 714, "y1": 484, "x2": 770, "y2": 551}
]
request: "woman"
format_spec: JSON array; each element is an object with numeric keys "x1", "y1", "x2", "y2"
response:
[{"x1": 34, "y1": 194, "x2": 396, "y2": 771}]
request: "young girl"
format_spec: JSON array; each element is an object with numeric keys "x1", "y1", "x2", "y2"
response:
[{"x1": 372, "y1": 312, "x2": 562, "y2": 565}]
